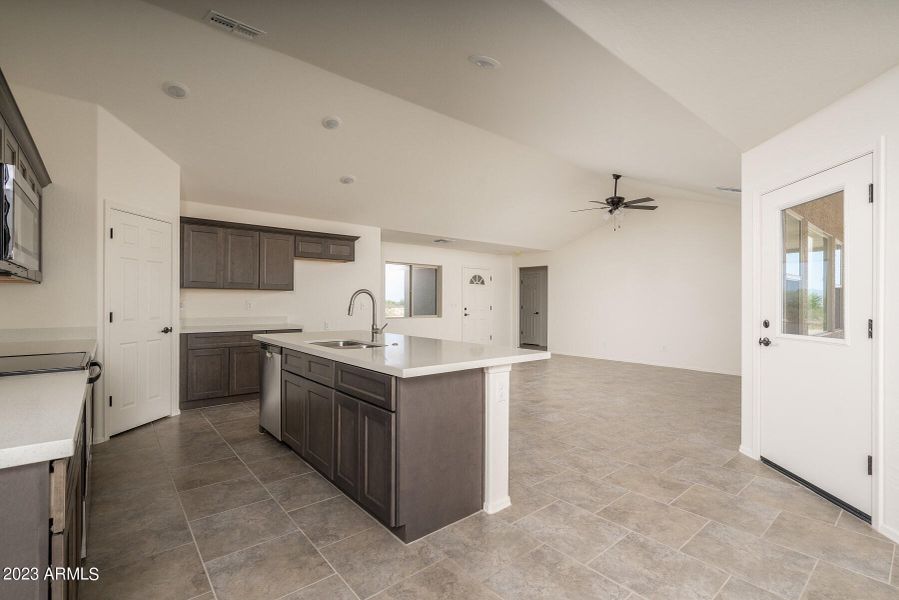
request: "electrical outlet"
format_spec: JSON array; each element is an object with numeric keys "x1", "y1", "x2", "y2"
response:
[
  {"x1": 323, "y1": 320, "x2": 329, "y2": 331},
  {"x1": 245, "y1": 301, "x2": 253, "y2": 311}
]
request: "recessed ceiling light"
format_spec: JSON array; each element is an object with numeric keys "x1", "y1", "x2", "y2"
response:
[
  {"x1": 433, "y1": 238, "x2": 454, "y2": 244},
  {"x1": 321, "y1": 116, "x2": 342, "y2": 130},
  {"x1": 162, "y1": 81, "x2": 190, "y2": 99},
  {"x1": 716, "y1": 186, "x2": 741, "y2": 193},
  {"x1": 339, "y1": 175, "x2": 356, "y2": 185},
  {"x1": 468, "y1": 55, "x2": 502, "y2": 69}
]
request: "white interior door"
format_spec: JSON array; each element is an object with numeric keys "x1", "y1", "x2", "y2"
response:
[
  {"x1": 462, "y1": 267, "x2": 493, "y2": 344},
  {"x1": 520, "y1": 267, "x2": 547, "y2": 347},
  {"x1": 106, "y1": 209, "x2": 174, "y2": 435},
  {"x1": 760, "y1": 155, "x2": 873, "y2": 516}
]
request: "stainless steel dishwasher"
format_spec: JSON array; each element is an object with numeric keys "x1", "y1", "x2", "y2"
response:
[{"x1": 260, "y1": 344, "x2": 281, "y2": 440}]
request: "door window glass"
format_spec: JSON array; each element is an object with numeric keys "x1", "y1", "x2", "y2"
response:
[{"x1": 781, "y1": 191, "x2": 844, "y2": 338}]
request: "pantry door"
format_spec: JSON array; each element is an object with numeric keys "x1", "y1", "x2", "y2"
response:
[
  {"x1": 759, "y1": 154, "x2": 873, "y2": 518},
  {"x1": 105, "y1": 208, "x2": 174, "y2": 435}
]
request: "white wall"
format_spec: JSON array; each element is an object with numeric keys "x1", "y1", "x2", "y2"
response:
[
  {"x1": 381, "y1": 242, "x2": 514, "y2": 346},
  {"x1": 180, "y1": 202, "x2": 382, "y2": 333},
  {"x1": 0, "y1": 86, "x2": 98, "y2": 330},
  {"x1": 741, "y1": 64, "x2": 899, "y2": 540},
  {"x1": 516, "y1": 196, "x2": 741, "y2": 375}
]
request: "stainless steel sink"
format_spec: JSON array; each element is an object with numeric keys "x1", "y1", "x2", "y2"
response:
[{"x1": 310, "y1": 340, "x2": 385, "y2": 349}]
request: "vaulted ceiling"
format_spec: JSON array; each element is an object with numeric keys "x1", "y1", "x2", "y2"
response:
[{"x1": 2, "y1": 0, "x2": 898, "y2": 250}]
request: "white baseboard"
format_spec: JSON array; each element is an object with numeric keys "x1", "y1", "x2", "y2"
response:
[{"x1": 483, "y1": 496, "x2": 511, "y2": 514}]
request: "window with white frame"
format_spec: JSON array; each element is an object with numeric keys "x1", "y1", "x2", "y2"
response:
[{"x1": 385, "y1": 262, "x2": 441, "y2": 318}]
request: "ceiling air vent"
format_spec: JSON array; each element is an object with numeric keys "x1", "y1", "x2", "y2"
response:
[{"x1": 204, "y1": 10, "x2": 266, "y2": 40}]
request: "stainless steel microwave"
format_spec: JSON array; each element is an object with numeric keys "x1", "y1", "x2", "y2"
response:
[{"x1": 0, "y1": 163, "x2": 41, "y2": 282}]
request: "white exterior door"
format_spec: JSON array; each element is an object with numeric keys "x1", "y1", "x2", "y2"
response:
[
  {"x1": 462, "y1": 267, "x2": 493, "y2": 344},
  {"x1": 760, "y1": 155, "x2": 873, "y2": 516},
  {"x1": 106, "y1": 209, "x2": 174, "y2": 435}
]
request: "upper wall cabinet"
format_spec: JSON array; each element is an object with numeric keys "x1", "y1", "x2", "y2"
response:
[{"x1": 180, "y1": 218, "x2": 358, "y2": 290}]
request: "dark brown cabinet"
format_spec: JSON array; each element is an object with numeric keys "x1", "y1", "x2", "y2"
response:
[
  {"x1": 260, "y1": 232, "x2": 294, "y2": 290},
  {"x1": 229, "y1": 346, "x2": 262, "y2": 395},
  {"x1": 282, "y1": 371, "x2": 306, "y2": 455},
  {"x1": 303, "y1": 379, "x2": 335, "y2": 478},
  {"x1": 182, "y1": 224, "x2": 223, "y2": 288},
  {"x1": 180, "y1": 329, "x2": 301, "y2": 409},
  {"x1": 186, "y1": 347, "x2": 230, "y2": 400},
  {"x1": 357, "y1": 401, "x2": 396, "y2": 525},
  {"x1": 181, "y1": 217, "x2": 358, "y2": 290},
  {"x1": 223, "y1": 228, "x2": 259, "y2": 289},
  {"x1": 333, "y1": 392, "x2": 359, "y2": 497},
  {"x1": 295, "y1": 235, "x2": 355, "y2": 261}
]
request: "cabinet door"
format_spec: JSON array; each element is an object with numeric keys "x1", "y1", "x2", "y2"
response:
[
  {"x1": 187, "y1": 347, "x2": 230, "y2": 401},
  {"x1": 282, "y1": 371, "x2": 306, "y2": 455},
  {"x1": 229, "y1": 346, "x2": 261, "y2": 396},
  {"x1": 325, "y1": 238, "x2": 355, "y2": 261},
  {"x1": 295, "y1": 235, "x2": 327, "y2": 259},
  {"x1": 304, "y1": 380, "x2": 335, "y2": 478},
  {"x1": 333, "y1": 393, "x2": 360, "y2": 497},
  {"x1": 358, "y1": 402, "x2": 396, "y2": 526},
  {"x1": 223, "y1": 229, "x2": 260, "y2": 289},
  {"x1": 259, "y1": 232, "x2": 294, "y2": 290},
  {"x1": 182, "y1": 224, "x2": 223, "y2": 288}
]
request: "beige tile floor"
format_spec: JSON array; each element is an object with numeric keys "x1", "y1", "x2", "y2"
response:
[{"x1": 80, "y1": 355, "x2": 899, "y2": 599}]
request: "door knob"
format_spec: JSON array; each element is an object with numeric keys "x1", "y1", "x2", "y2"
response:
[
  {"x1": 758, "y1": 337, "x2": 771, "y2": 346},
  {"x1": 161, "y1": 326, "x2": 173, "y2": 334}
]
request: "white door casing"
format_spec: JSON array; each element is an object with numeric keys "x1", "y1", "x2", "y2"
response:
[
  {"x1": 105, "y1": 208, "x2": 174, "y2": 435},
  {"x1": 462, "y1": 267, "x2": 493, "y2": 344},
  {"x1": 759, "y1": 154, "x2": 873, "y2": 515}
]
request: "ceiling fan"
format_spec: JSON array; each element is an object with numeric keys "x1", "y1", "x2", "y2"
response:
[{"x1": 571, "y1": 174, "x2": 658, "y2": 229}]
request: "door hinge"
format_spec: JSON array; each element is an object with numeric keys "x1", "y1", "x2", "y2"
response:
[
  {"x1": 868, "y1": 455, "x2": 873, "y2": 475},
  {"x1": 109, "y1": 312, "x2": 114, "y2": 323},
  {"x1": 868, "y1": 319, "x2": 873, "y2": 339},
  {"x1": 109, "y1": 227, "x2": 114, "y2": 239},
  {"x1": 108, "y1": 396, "x2": 112, "y2": 407},
  {"x1": 869, "y1": 183, "x2": 874, "y2": 203}
]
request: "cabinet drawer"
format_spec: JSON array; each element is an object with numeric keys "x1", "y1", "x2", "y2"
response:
[
  {"x1": 283, "y1": 349, "x2": 335, "y2": 386},
  {"x1": 335, "y1": 363, "x2": 395, "y2": 411},
  {"x1": 187, "y1": 332, "x2": 257, "y2": 349}
]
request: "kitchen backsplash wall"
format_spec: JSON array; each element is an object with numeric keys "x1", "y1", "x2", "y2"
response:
[{"x1": 179, "y1": 201, "x2": 382, "y2": 333}]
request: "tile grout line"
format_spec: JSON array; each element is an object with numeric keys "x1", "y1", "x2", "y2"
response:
[
  {"x1": 796, "y1": 559, "x2": 819, "y2": 599},
  {"x1": 205, "y1": 410, "x2": 364, "y2": 600},
  {"x1": 155, "y1": 416, "x2": 220, "y2": 600}
]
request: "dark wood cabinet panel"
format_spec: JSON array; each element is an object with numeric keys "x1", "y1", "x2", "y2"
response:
[
  {"x1": 325, "y1": 238, "x2": 355, "y2": 261},
  {"x1": 335, "y1": 363, "x2": 395, "y2": 411},
  {"x1": 295, "y1": 234, "x2": 356, "y2": 262},
  {"x1": 259, "y1": 232, "x2": 294, "y2": 290},
  {"x1": 187, "y1": 331, "x2": 257, "y2": 349},
  {"x1": 282, "y1": 371, "x2": 306, "y2": 456},
  {"x1": 229, "y1": 346, "x2": 261, "y2": 396},
  {"x1": 358, "y1": 401, "x2": 396, "y2": 526},
  {"x1": 182, "y1": 224, "x2": 224, "y2": 288},
  {"x1": 294, "y1": 235, "x2": 327, "y2": 259},
  {"x1": 223, "y1": 229, "x2": 260, "y2": 289},
  {"x1": 304, "y1": 380, "x2": 335, "y2": 478},
  {"x1": 186, "y1": 347, "x2": 230, "y2": 401},
  {"x1": 333, "y1": 393, "x2": 359, "y2": 498},
  {"x1": 283, "y1": 349, "x2": 335, "y2": 387}
]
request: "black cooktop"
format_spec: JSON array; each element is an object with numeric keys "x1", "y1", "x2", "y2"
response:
[{"x1": 0, "y1": 352, "x2": 90, "y2": 376}]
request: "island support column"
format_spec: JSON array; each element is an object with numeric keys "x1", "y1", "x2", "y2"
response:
[{"x1": 483, "y1": 364, "x2": 512, "y2": 513}]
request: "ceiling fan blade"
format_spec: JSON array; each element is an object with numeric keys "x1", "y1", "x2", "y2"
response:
[
  {"x1": 624, "y1": 197, "x2": 656, "y2": 205},
  {"x1": 588, "y1": 200, "x2": 611, "y2": 205},
  {"x1": 570, "y1": 207, "x2": 607, "y2": 213},
  {"x1": 623, "y1": 205, "x2": 657, "y2": 210}
]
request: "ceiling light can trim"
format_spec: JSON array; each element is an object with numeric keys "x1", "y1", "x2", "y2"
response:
[
  {"x1": 162, "y1": 81, "x2": 190, "y2": 99},
  {"x1": 468, "y1": 54, "x2": 502, "y2": 69},
  {"x1": 339, "y1": 175, "x2": 356, "y2": 185},
  {"x1": 321, "y1": 116, "x2": 342, "y2": 130}
]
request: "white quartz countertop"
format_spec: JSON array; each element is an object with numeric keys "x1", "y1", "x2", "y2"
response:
[
  {"x1": 0, "y1": 370, "x2": 88, "y2": 469},
  {"x1": 253, "y1": 330, "x2": 550, "y2": 378},
  {"x1": 180, "y1": 320, "x2": 304, "y2": 334},
  {"x1": 0, "y1": 338, "x2": 97, "y2": 358}
]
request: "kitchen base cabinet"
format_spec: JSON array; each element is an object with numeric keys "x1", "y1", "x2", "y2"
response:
[
  {"x1": 278, "y1": 349, "x2": 482, "y2": 542},
  {"x1": 179, "y1": 329, "x2": 301, "y2": 410}
]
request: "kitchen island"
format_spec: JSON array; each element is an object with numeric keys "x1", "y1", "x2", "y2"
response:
[{"x1": 253, "y1": 330, "x2": 550, "y2": 542}]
